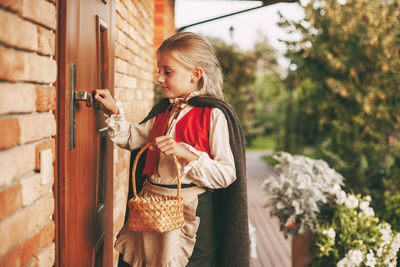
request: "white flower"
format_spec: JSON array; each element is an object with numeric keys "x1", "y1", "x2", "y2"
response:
[
  {"x1": 330, "y1": 184, "x2": 342, "y2": 195},
  {"x1": 323, "y1": 228, "x2": 336, "y2": 240},
  {"x1": 391, "y1": 233, "x2": 400, "y2": 252},
  {"x1": 365, "y1": 251, "x2": 376, "y2": 267},
  {"x1": 337, "y1": 0, "x2": 347, "y2": 5},
  {"x1": 359, "y1": 201, "x2": 369, "y2": 211},
  {"x1": 337, "y1": 258, "x2": 347, "y2": 267},
  {"x1": 379, "y1": 223, "x2": 392, "y2": 244},
  {"x1": 276, "y1": 201, "x2": 285, "y2": 209},
  {"x1": 336, "y1": 190, "x2": 347, "y2": 204},
  {"x1": 377, "y1": 247, "x2": 383, "y2": 257},
  {"x1": 337, "y1": 257, "x2": 350, "y2": 267},
  {"x1": 263, "y1": 152, "x2": 344, "y2": 235},
  {"x1": 347, "y1": 250, "x2": 363, "y2": 265},
  {"x1": 293, "y1": 200, "x2": 303, "y2": 215},
  {"x1": 363, "y1": 207, "x2": 375, "y2": 217},
  {"x1": 345, "y1": 195, "x2": 359, "y2": 209}
]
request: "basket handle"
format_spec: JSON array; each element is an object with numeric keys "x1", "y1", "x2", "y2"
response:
[{"x1": 132, "y1": 143, "x2": 181, "y2": 199}]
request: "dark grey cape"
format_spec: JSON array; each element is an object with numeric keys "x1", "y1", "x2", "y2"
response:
[{"x1": 125, "y1": 96, "x2": 250, "y2": 267}]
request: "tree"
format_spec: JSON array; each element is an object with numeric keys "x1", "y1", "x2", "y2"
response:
[
  {"x1": 210, "y1": 35, "x2": 286, "y2": 142},
  {"x1": 279, "y1": 0, "x2": 400, "y2": 211}
]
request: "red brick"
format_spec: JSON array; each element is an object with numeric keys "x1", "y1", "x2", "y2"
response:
[
  {"x1": 114, "y1": 88, "x2": 137, "y2": 102},
  {"x1": 26, "y1": 54, "x2": 57, "y2": 84},
  {"x1": 155, "y1": 3, "x2": 164, "y2": 13},
  {"x1": 0, "y1": 220, "x2": 54, "y2": 266},
  {"x1": 122, "y1": 0, "x2": 138, "y2": 17},
  {"x1": 0, "y1": 83, "x2": 36, "y2": 115},
  {"x1": 19, "y1": 220, "x2": 54, "y2": 265},
  {"x1": 21, "y1": 172, "x2": 53, "y2": 207},
  {"x1": 116, "y1": 0, "x2": 128, "y2": 20},
  {"x1": 37, "y1": 26, "x2": 55, "y2": 56},
  {"x1": 154, "y1": 16, "x2": 163, "y2": 26},
  {"x1": 0, "y1": 0, "x2": 23, "y2": 12},
  {"x1": 20, "y1": 0, "x2": 57, "y2": 30},
  {"x1": 0, "y1": 9, "x2": 38, "y2": 51},
  {"x1": 25, "y1": 259, "x2": 38, "y2": 267},
  {"x1": 35, "y1": 243, "x2": 55, "y2": 267},
  {"x1": 0, "y1": 46, "x2": 26, "y2": 82},
  {"x1": 0, "y1": 46, "x2": 56, "y2": 83},
  {"x1": 0, "y1": 248, "x2": 20, "y2": 267},
  {"x1": 0, "y1": 117, "x2": 20, "y2": 149},
  {"x1": 0, "y1": 144, "x2": 35, "y2": 187},
  {"x1": 19, "y1": 113, "x2": 56, "y2": 144},
  {"x1": 20, "y1": 173, "x2": 41, "y2": 206},
  {"x1": 35, "y1": 86, "x2": 56, "y2": 112},
  {"x1": 0, "y1": 182, "x2": 22, "y2": 220},
  {"x1": 0, "y1": 193, "x2": 54, "y2": 256},
  {"x1": 35, "y1": 139, "x2": 55, "y2": 170},
  {"x1": 115, "y1": 73, "x2": 137, "y2": 89}
]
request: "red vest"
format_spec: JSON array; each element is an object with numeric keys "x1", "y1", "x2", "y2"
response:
[{"x1": 142, "y1": 107, "x2": 213, "y2": 176}]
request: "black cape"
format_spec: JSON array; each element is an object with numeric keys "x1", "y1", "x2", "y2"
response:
[{"x1": 124, "y1": 95, "x2": 250, "y2": 267}]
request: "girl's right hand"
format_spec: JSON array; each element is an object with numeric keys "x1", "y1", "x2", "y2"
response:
[{"x1": 94, "y1": 89, "x2": 119, "y2": 115}]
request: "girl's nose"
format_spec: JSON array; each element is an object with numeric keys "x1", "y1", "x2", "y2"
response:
[{"x1": 157, "y1": 74, "x2": 164, "y2": 84}]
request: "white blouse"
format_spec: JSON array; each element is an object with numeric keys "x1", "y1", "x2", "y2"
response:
[{"x1": 106, "y1": 97, "x2": 236, "y2": 189}]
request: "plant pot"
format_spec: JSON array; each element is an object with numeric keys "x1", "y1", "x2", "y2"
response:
[{"x1": 292, "y1": 230, "x2": 313, "y2": 267}]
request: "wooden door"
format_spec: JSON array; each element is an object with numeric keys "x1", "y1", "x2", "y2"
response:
[{"x1": 58, "y1": 0, "x2": 115, "y2": 266}]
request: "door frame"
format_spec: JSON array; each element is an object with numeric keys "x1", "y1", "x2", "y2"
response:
[{"x1": 56, "y1": 0, "x2": 115, "y2": 266}]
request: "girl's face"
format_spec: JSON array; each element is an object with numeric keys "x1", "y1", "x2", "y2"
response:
[{"x1": 156, "y1": 51, "x2": 199, "y2": 100}]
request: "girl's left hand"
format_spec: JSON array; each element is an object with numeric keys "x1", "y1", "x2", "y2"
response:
[{"x1": 153, "y1": 136, "x2": 198, "y2": 164}]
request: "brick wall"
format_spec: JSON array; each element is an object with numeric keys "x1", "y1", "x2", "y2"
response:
[
  {"x1": 154, "y1": 0, "x2": 176, "y2": 71},
  {"x1": 0, "y1": 0, "x2": 57, "y2": 266},
  {"x1": 113, "y1": 0, "x2": 156, "y2": 265},
  {"x1": 0, "y1": 0, "x2": 176, "y2": 265},
  {"x1": 154, "y1": 0, "x2": 175, "y2": 54}
]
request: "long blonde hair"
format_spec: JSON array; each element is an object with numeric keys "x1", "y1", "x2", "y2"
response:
[{"x1": 157, "y1": 32, "x2": 224, "y2": 99}]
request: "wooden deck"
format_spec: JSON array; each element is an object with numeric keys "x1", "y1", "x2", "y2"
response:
[{"x1": 246, "y1": 151, "x2": 292, "y2": 267}]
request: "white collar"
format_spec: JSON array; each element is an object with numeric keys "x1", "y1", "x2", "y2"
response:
[{"x1": 169, "y1": 91, "x2": 201, "y2": 104}]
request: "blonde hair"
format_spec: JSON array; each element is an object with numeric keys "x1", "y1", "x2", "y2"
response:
[{"x1": 157, "y1": 32, "x2": 224, "y2": 99}]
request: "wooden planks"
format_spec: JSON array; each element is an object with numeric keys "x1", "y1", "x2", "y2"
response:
[{"x1": 246, "y1": 150, "x2": 292, "y2": 267}]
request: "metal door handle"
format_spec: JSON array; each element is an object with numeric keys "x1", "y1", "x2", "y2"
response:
[
  {"x1": 69, "y1": 63, "x2": 95, "y2": 149},
  {"x1": 75, "y1": 91, "x2": 93, "y2": 107}
]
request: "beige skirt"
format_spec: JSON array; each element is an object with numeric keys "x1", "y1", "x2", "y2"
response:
[{"x1": 115, "y1": 180, "x2": 206, "y2": 267}]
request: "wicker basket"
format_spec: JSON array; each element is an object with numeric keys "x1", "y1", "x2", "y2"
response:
[{"x1": 128, "y1": 143, "x2": 184, "y2": 233}]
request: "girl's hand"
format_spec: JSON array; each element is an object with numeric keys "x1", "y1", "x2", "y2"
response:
[
  {"x1": 153, "y1": 136, "x2": 198, "y2": 164},
  {"x1": 94, "y1": 89, "x2": 119, "y2": 115}
]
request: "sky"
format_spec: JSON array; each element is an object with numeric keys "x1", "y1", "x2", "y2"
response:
[{"x1": 174, "y1": 0, "x2": 306, "y2": 69}]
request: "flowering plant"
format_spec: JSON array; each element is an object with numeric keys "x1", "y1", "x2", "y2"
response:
[
  {"x1": 313, "y1": 192, "x2": 400, "y2": 266},
  {"x1": 262, "y1": 152, "x2": 400, "y2": 266},
  {"x1": 262, "y1": 152, "x2": 344, "y2": 236}
]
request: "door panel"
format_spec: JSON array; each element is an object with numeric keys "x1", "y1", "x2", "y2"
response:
[{"x1": 58, "y1": 0, "x2": 114, "y2": 266}]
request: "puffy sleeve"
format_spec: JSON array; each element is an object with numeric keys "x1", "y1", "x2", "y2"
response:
[
  {"x1": 105, "y1": 103, "x2": 154, "y2": 151},
  {"x1": 180, "y1": 108, "x2": 236, "y2": 189}
]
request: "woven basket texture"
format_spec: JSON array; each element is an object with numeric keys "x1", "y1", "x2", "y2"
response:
[
  {"x1": 128, "y1": 143, "x2": 185, "y2": 233},
  {"x1": 128, "y1": 195, "x2": 184, "y2": 232}
]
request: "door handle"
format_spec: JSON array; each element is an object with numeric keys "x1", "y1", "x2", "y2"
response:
[
  {"x1": 75, "y1": 91, "x2": 93, "y2": 107},
  {"x1": 69, "y1": 63, "x2": 95, "y2": 149}
]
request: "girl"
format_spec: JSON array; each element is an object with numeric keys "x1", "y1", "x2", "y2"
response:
[{"x1": 95, "y1": 32, "x2": 249, "y2": 267}]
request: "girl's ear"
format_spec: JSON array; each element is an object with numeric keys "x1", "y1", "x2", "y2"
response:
[{"x1": 191, "y1": 68, "x2": 203, "y2": 83}]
